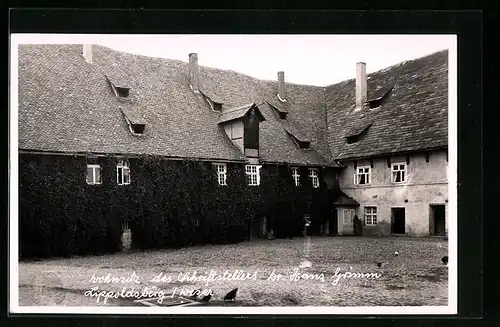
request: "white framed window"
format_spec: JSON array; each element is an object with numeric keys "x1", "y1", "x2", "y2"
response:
[
  {"x1": 342, "y1": 209, "x2": 353, "y2": 225},
  {"x1": 364, "y1": 207, "x2": 377, "y2": 226},
  {"x1": 116, "y1": 161, "x2": 131, "y2": 185},
  {"x1": 391, "y1": 162, "x2": 406, "y2": 183},
  {"x1": 246, "y1": 164, "x2": 261, "y2": 186},
  {"x1": 354, "y1": 166, "x2": 371, "y2": 185},
  {"x1": 213, "y1": 163, "x2": 227, "y2": 186},
  {"x1": 291, "y1": 167, "x2": 300, "y2": 186},
  {"x1": 122, "y1": 219, "x2": 129, "y2": 231},
  {"x1": 308, "y1": 168, "x2": 319, "y2": 188},
  {"x1": 304, "y1": 214, "x2": 311, "y2": 227},
  {"x1": 86, "y1": 164, "x2": 102, "y2": 185}
]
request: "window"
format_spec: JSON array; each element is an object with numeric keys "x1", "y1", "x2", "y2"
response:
[
  {"x1": 122, "y1": 219, "x2": 129, "y2": 231},
  {"x1": 354, "y1": 166, "x2": 371, "y2": 185},
  {"x1": 116, "y1": 161, "x2": 131, "y2": 185},
  {"x1": 308, "y1": 168, "x2": 319, "y2": 188},
  {"x1": 391, "y1": 163, "x2": 406, "y2": 183},
  {"x1": 364, "y1": 207, "x2": 377, "y2": 226},
  {"x1": 291, "y1": 167, "x2": 300, "y2": 186},
  {"x1": 270, "y1": 104, "x2": 287, "y2": 119},
  {"x1": 304, "y1": 214, "x2": 311, "y2": 227},
  {"x1": 246, "y1": 165, "x2": 261, "y2": 186},
  {"x1": 86, "y1": 164, "x2": 102, "y2": 185},
  {"x1": 213, "y1": 102, "x2": 223, "y2": 112},
  {"x1": 130, "y1": 123, "x2": 145, "y2": 134},
  {"x1": 342, "y1": 209, "x2": 353, "y2": 225},
  {"x1": 116, "y1": 87, "x2": 130, "y2": 97},
  {"x1": 299, "y1": 141, "x2": 310, "y2": 149},
  {"x1": 346, "y1": 135, "x2": 360, "y2": 144},
  {"x1": 213, "y1": 163, "x2": 227, "y2": 186}
]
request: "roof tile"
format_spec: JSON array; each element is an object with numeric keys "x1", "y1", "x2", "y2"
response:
[{"x1": 18, "y1": 45, "x2": 448, "y2": 166}]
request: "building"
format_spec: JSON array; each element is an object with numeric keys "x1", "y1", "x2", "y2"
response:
[
  {"x1": 17, "y1": 44, "x2": 448, "y2": 257},
  {"x1": 326, "y1": 51, "x2": 449, "y2": 237}
]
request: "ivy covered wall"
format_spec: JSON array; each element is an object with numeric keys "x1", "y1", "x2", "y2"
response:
[{"x1": 19, "y1": 153, "x2": 339, "y2": 259}]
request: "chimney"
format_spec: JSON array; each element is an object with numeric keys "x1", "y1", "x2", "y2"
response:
[
  {"x1": 189, "y1": 53, "x2": 199, "y2": 93},
  {"x1": 356, "y1": 62, "x2": 367, "y2": 110},
  {"x1": 82, "y1": 44, "x2": 93, "y2": 64},
  {"x1": 277, "y1": 71, "x2": 286, "y2": 101}
]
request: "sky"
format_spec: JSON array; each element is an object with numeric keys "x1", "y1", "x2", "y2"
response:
[{"x1": 14, "y1": 34, "x2": 456, "y2": 86}]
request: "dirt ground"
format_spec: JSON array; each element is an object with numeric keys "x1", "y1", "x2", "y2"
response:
[{"x1": 18, "y1": 236, "x2": 449, "y2": 307}]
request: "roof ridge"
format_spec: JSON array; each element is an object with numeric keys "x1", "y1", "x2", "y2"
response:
[
  {"x1": 225, "y1": 102, "x2": 255, "y2": 113},
  {"x1": 94, "y1": 44, "x2": 328, "y2": 88}
]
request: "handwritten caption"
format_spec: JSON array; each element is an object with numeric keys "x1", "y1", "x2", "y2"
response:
[{"x1": 84, "y1": 268, "x2": 382, "y2": 304}]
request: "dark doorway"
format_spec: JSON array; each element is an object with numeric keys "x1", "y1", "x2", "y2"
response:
[
  {"x1": 430, "y1": 205, "x2": 446, "y2": 236},
  {"x1": 249, "y1": 215, "x2": 266, "y2": 240},
  {"x1": 391, "y1": 208, "x2": 406, "y2": 234},
  {"x1": 329, "y1": 210, "x2": 338, "y2": 235}
]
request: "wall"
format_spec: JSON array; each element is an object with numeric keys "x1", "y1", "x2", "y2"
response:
[
  {"x1": 223, "y1": 120, "x2": 244, "y2": 153},
  {"x1": 322, "y1": 168, "x2": 339, "y2": 190},
  {"x1": 338, "y1": 150, "x2": 448, "y2": 236},
  {"x1": 19, "y1": 153, "x2": 338, "y2": 258}
]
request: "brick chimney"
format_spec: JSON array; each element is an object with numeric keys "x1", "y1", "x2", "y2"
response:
[
  {"x1": 189, "y1": 53, "x2": 199, "y2": 93},
  {"x1": 277, "y1": 71, "x2": 286, "y2": 102},
  {"x1": 82, "y1": 44, "x2": 93, "y2": 64},
  {"x1": 356, "y1": 62, "x2": 367, "y2": 110}
]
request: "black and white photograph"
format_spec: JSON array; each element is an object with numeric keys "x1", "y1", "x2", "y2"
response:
[{"x1": 10, "y1": 34, "x2": 457, "y2": 314}]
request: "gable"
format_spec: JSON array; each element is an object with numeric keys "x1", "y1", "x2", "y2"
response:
[{"x1": 326, "y1": 50, "x2": 448, "y2": 160}]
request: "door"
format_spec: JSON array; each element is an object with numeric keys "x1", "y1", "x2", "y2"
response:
[
  {"x1": 430, "y1": 205, "x2": 446, "y2": 236},
  {"x1": 391, "y1": 208, "x2": 406, "y2": 234},
  {"x1": 249, "y1": 215, "x2": 266, "y2": 240},
  {"x1": 329, "y1": 209, "x2": 338, "y2": 235}
]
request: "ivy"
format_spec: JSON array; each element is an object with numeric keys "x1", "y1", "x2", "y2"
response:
[{"x1": 19, "y1": 154, "x2": 334, "y2": 259}]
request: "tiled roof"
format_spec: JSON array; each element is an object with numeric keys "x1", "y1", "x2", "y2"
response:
[
  {"x1": 345, "y1": 121, "x2": 373, "y2": 139},
  {"x1": 120, "y1": 107, "x2": 146, "y2": 125},
  {"x1": 18, "y1": 45, "x2": 447, "y2": 167},
  {"x1": 332, "y1": 194, "x2": 360, "y2": 207},
  {"x1": 266, "y1": 100, "x2": 289, "y2": 114},
  {"x1": 281, "y1": 120, "x2": 311, "y2": 143},
  {"x1": 18, "y1": 44, "x2": 333, "y2": 166},
  {"x1": 199, "y1": 88, "x2": 224, "y2": 104},
  {"x1": 217, "y1": 103, "x2": 257, "y2": 124},
  {"x1": 325, "y1": 50, "x2": 448, "y2": 160}
]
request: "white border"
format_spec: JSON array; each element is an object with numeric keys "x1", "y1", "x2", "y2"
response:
[{"x1": 9, "y1": 34, "x2": 458, "y2": 315}]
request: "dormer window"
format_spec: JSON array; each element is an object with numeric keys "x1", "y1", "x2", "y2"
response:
[
  {"x1": 369, "y1": 99, "x2": 381, "y2": 109},
  {"x1": 130, "y1": 123, "x2": 145, "y2": 134},
  {"x1": 346, "y1": 135, "x2": 360, "y2": 144},
  {"x1": 105, "y1": 75, "x2": 131, "y2": 99},
  {"x1": 115, "y1": 87, "x2": 130, "y2": 98},
  {"x1": 289, "y1": 134, "x2": 307, "y2": 148},
  {"x1": 282, "y1": 122, "x2": 311, "y2": 149},
  {"x1": 120, "y1": 107, "x2": 147, "y2": 136},
  {"x1": 368, "y1": 85, "x2": 394, "y2": 110},
  {"x1": 213, "y1": 102, "x2": 223, "y2": 112},
  {"x1": 217, "y1": 103, "x2": 266, "y2": 156},
  {"x1": 267, "y1": 101, "x2": 288, "y2": 119},
  {"x1": 299, "y1": 141, "x2": 310, "y2": 149},
  {"x1": 200, "y1": 90, "x2": 223, "y2": 112},
  {"x1": 345, "y1": 123, "x2": 372, "y2": 145}
]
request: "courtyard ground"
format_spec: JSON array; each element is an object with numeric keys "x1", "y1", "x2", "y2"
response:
[{"x1": 18, "y1": 236, "x2": 448, "y2": 307}]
